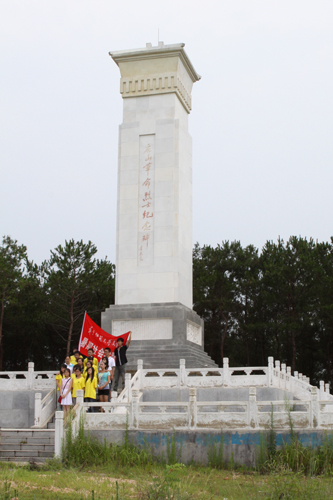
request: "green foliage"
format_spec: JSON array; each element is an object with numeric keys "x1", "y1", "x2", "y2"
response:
[
  {"x1": 193, "y1": 236, "x2": 333, "y2": 386},
  {"x1": 166, "y1": 431, "x2": 182, "y2": 465},
  {"x1": 62, "y1": 414, "x2": 154, "y2": 468},
  {"x1": 256, "y1": 403, "x2": 333, "y2": 476},
  {"x1": 207, "y1": 432, "x2": 224, "y2": 469},
  {"x1": 0, "y1": 480, "x2": 18, "y2": 500}
]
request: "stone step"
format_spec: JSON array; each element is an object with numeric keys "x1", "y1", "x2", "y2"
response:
[
  {"x1": 0, "y1": 429, "x2": 54, "y2": 438},
  {"x1": 0, "y1": 450, "x2": 53, "y2": 458},
  {"x1": 0, "y1": 429, "x2": 55, "y2": 463},
  {"x1": 0, "y1": 456, "x2": 49, "y2": 463},
  {"x1": 0, "y1": 443, "x2": 54, "y2": 452}
]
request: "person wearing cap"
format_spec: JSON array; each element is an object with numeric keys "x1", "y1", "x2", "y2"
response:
[{"x1": 113, "y1": 332, "x2": 132, "y2": 393}]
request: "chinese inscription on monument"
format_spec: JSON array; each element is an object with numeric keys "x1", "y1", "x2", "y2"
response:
[{"x1": 138, "y1": 135, "x2": 155, "y2": 265}]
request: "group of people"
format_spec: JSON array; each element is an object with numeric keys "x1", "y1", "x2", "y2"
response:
[{"x1": 56, "y1": 332, "x2": 131, "y2": 415}]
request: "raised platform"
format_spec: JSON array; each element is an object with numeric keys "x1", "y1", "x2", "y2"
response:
[{"x1": 101, "y1": 302, "x2": 217, "y2": 369}]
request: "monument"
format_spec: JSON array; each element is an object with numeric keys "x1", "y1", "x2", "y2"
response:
[{"x1": 102, "y1": 42, "x2": 216, "y2": 369}]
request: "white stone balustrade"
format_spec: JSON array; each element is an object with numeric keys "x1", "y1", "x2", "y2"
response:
[
  {"x1": 0, "y1": 362, "x2": 58, "y2": 391},
  {"x1": 33, "y1": 389, "x2": 56, "y2": 428}
]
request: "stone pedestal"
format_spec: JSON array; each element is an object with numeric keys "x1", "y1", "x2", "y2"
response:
[{"x1": 102, "y1": 302, "x2": 216, "y2": 369}]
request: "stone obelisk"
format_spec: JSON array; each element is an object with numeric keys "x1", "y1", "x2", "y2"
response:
[{"x1": 102, "y1": 42, "x2": 216, "y2": 369}]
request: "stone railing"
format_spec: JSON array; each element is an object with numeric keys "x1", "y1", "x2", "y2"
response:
[
  {"x1": 127, "y1": 358, "x2": 332, "y2": 402},
  {"x1": 0, "y1": 363, "x2": 58, "y2": 391},
  {"x1": 33, "y1": 388, "x2": 56, "y2": 428},
  {"x1": 53, "y1": 385, "x2": 333, "y2": 451}
]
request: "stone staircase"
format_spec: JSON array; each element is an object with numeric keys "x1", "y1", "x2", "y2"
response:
[
  {"x1": 0, "y1": 417, "x2": 55, "y2": 462},
  {"x1": 127, "y1": 344, "x2": 218, "y2": 370}
]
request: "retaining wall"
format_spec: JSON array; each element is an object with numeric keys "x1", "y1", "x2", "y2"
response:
[
  {"x1": 0, "y1": 390, "x2": 48, "y2": 428},
  {"x1": 89, "y1": 429, "x2": 327, "y2": 467}
]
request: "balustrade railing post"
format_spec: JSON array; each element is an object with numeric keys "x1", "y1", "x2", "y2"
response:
[
  {"x1": 125, "y1": 373, "x2": 132, "y2": 401},
  {"x1": 111, "y1": 391, "x2": 118, "y2": 402},
  {"x1": 76, "y1": 390, "x2": 84, "y2": 405},
  {"x1": 34, "y1": 392, "x2": 42, "y2": 427},
  {"x1": 325, "y1": 383, "x2": 330, "y2": 394},
  {"x1": 275, "y1": 361, "x2": 280, "y2": 388},
  {"x1": 28, "y1": 362, "x2": 34, "y2": 390},
  {"x1": 320, "y1": 381, "x2": 325, "y2": 398},
  {"x1": 310, "y1": 387, "x2": 319, "y2": 429},
  {"x1": 223, "y1": 358, "x2": 229, "y2": 387},
  {"x1": 286, "y1": 366, "x2": 291, "y2": 391},
  {"x1": 189, "y1": 388, "x2": 197, "y2": 428},
  {"x1": 137, "y1": 359, "x2": 143, "y2": 390},
  {"x1": 248, "y1": 387, "x2": 258, "y2": 429},
  {"x1": 179, "y1": 359, "x2": 186, "y2": 387},
  {"x1": 281, "y1": 364, "x2": 286, "y2": 390},
  {"x1": 268, "y1": 357, "x2": 274, "y2": 386},
  {"x1": 131, "y1": 390, "x2": 140, "y2": 429},
  {"x1": 55, "y1": 411, "x2": 64, "y2": 458}
]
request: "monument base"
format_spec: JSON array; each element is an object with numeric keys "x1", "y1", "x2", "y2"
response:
[{"x1": 101, "y1": 302, "x2": 217, "y2": 370}]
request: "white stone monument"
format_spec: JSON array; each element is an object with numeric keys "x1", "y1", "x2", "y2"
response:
[{"x1": 102, "y1": 42, "x2": 216, "y2": 368}]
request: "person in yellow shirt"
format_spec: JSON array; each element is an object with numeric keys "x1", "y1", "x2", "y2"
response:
[
  {"x1": 71, "y1": 367, "x2": 85, "y2": 406},
  {"x1": 56, "y1": 364, "x2": 66, "y2": 410},
  {"x1": 83, "y1": 359, "x2": 92, "y2": 378},
  {"x1": 70, "y1": 349, "x2": 83, "y2": 365},
  {"x1": 83, "y1": 349, "x2": 98, "y2": 370},
  {"x1": 84, "y1": 367, "x2": 97, "y2": 413}
]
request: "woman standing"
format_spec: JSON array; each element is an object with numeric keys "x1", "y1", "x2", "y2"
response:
[
  {"x1": 56, "y1": 364, "x2": 66, "y2": 410},
  {"x1": 98, "y1": 360, "x2": 111, "y2": 411},
  {"x1": 60, "y1": 368, "x2": 73, "y2": 417},
  {"x1": 83, "y1": 360, "x2": 92, "y2": 378},
  {"x1": 84, "y1": 367, "x2": 97, "y2": 413},
  {"x1": 72, "y1": 367, "x2": 85, "y2": 406}
]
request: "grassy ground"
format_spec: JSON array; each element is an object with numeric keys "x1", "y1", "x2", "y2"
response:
[{"x1": 1, "y1": 462, "x2": 333, "y2": 500}]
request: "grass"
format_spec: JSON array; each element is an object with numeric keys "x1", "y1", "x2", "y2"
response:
[{"x1": 1, "y1": 462, "x2": 333, "y2": 499}]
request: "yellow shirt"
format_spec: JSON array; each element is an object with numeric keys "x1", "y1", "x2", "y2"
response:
[
  {"x1": 72, "y1": 376, "x2": 86, "y2": 398},
  {"x1": 84, "y1": 376, "x2": 97, "y2": 399},
  {"x1": 55, "y1": 373, "x2": 64, "y2": 392},
  {"x1": 84, "y1": 357, "x2": 98, "y2": 370},
  {"x1": 70, "y1": 354, "x2": 83, "y2": 365}
]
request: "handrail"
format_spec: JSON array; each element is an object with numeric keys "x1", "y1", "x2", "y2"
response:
[{"x1": 34, "y1": 388, "x2": 56, "y2": 427}]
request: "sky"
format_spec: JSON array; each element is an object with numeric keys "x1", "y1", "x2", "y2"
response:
[{"x1": 1, "y1": 1, "x2": 332, "y2": 264}]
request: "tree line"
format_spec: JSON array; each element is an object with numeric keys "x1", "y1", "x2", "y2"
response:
[
  {"x1": 0, "y1": 237, "x2": 115, "y2": 371},
  {"x1": 193, "y1": 237, "x2": 333, "y2": 386},
  {"x1": 1, "y1": 235, "x2": 333, "y2": 386}
]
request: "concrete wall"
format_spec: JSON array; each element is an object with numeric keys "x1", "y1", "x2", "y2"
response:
[
  {"x1": 0, "y1": 390, "x2": 48, "y2": 428},
  {"x1": 142, "y1": 387, "x2": 297, "y2": 403},
  {"x1": 89, "y1": 429, "x2": 327, "y2": 467}
]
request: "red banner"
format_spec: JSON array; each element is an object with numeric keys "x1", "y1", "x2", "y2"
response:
[{"x1": 78, "y1": 313, "x2": 130, "y2": 361}]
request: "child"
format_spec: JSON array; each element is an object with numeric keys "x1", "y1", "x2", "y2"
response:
[
  {"x1": 98, "y1": 360, "x2": 111, "y2": 411},
  {"x1": 72, "y1": 367, "x2": 85, "y2": 406},
  {"x1": 65, "y1": 355, "x2": 74, "y2": 374},
  {"x1": 60, "y1": 368, "x2": 73, "y2": 416},
  {"x1": 70, "y1": 349, "x2": 83, "y2": 365},
  {"x1": 56, "y1": 364, "x2": 66, "y2": 410},
  {"x1": 84, "y1": 349, "x2": 98, "y2": 370},
  {"x1": 83, "y1": 359, "x2": 92, "y2": 378},
  {"x1": 84, "y1": 367, "x2": 97, "y2": 413}
]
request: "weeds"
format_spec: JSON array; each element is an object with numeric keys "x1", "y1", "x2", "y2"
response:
[
  {"x1": 61, "y1": 414, "x2": 154, "y2": 468},
  {"x1": 256, "y1": 399, "x2": 333, "y2": 476},
  {"x1": 207, "y1": 432, "x2": 224, "y2": 469},
  {"x1": 0, "y1": 480, "x2": 18, "y2": 500},
  {"x1": 166, "y1": 431, "x2": 182, "y2": 465}
]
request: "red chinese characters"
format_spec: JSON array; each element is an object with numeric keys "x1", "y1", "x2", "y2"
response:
[{"x1": 138, "y1": 138, "x2": 154, "y2": 264}]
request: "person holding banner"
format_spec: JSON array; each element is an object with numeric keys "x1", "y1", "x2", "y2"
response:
[{"x1": 113, "y1": 332, "x2": 132, "y2": 394}]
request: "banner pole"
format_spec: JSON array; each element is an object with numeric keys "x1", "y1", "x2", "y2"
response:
[{"x1": 78, "y1": 311, "x2": 87, "y2": 353}]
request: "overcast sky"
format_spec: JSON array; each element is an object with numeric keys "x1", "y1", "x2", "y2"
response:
[{"x1": 1, "y1": 1, "x2": 332, "y2": 264}]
